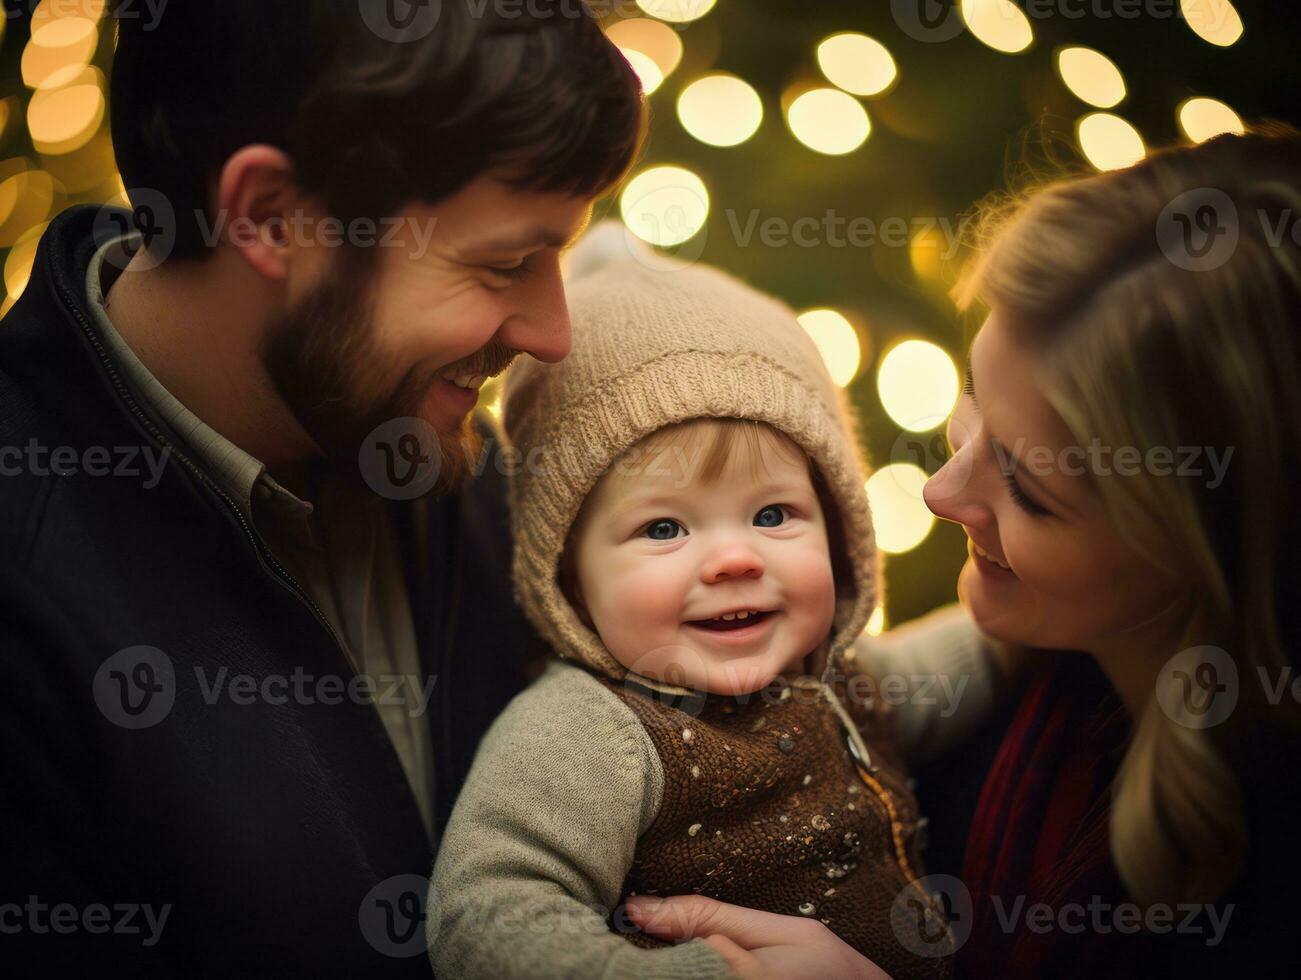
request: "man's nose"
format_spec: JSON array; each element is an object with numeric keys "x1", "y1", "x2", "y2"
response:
[
  {"x1": 497, "y1": 256, "x2": 572, "y2": 364},
  {"x1": 700, "y1": 541, "x2": 765, "y2": 584}
]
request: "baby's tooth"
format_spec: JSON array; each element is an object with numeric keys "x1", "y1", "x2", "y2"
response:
[{"x1": 721, "y1": 613, "x2": 736, "y2": 621}]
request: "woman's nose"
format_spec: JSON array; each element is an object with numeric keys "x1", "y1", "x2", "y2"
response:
[
  {"x1": 700, "y1": 542, "x2": 765, "y2": 583},
  {"x1": 924, "y1": 442, "x2": 995, "y2": 531}
]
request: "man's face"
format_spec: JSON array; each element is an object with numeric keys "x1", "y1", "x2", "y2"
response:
[{"x1": 264, "y1": 174, "x2": 591, "y2": 493}]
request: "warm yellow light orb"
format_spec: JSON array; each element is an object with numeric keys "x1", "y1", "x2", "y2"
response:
[
  {"x1": 677, "y1": 74, "x2": 764, "y2": 147},
  {"x1": 960, "y1": 0, "x2": 1034, "y2": 54},
  {"x1": 866, "y1": 465, "x2": 936, "y2": 555},
  {"x1": 877, "y1": 340, "x2": 960, "y2": 432},
  {"x1": 636, "y1": 0, "x2": 717, "y2": 24},
  {"x1": 797, "y1": 309, "x2": 862, "y2": 388},
  {"x1": 28, "y1": 83, "x2": 105, "y2": 155},
  {"x1": 619, "y1": 166, "x2": 710, "y2": 247},
  {"x1": 607, "y1": 17, "x2": 684, "y2": 82},
  {"x1": 21, "y1": 17, "x2": 99, "y2": 88},
  {"x1": 1055, "y1": 46, "x2": 1126, "y2": 108},
  {"x1": 1180, "y1": 0, "x2": 1244, "y2": 47},
  {"x1": 786, "y1": 88, "x2": 870, "y2": 156},
  {"x1": 620, "y1": 48, "x2": 664, "y2": 95},
  {"x1": 1177, "y1": 96, "x2": 1245, "y2": 143},
  {"x1": 816, "y1": 33, "x2": 898, "y2": 98},
  {"x1": 1076, "y1": 112, "x2": 1146, "y2": 172}
]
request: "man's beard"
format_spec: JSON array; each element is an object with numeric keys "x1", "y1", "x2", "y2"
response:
[{"x1": 261, "y1": 252, "x2": 516, "y2": 498}]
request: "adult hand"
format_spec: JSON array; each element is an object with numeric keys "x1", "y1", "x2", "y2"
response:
[{"x1": 625, "y1": 895, "x2": 892, "y2": 980}]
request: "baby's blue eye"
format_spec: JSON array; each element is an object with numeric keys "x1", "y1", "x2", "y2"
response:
[
  {"x1": 644, "y1": 519, "x2": 684, "y2": 540},
  {"x1": 754, "y1": 505, "x2": 787, "y2": 528}
]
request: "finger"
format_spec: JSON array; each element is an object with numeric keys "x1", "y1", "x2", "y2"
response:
[
  {"x1": 626, "y1": 895, "x2": 823, "y2": 948},
  {"x1": 703, "y1": 935, "x2": 768, "y2": 979}
]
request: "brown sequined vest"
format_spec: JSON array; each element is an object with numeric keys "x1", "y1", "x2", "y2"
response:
[{"x1": 596, "y1": 667, "x2": 955, "y2": 980}]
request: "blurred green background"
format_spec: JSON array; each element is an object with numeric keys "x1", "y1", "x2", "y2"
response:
[{"x1": 2, "y1": 0, "x2": 1295, "y2": 629}]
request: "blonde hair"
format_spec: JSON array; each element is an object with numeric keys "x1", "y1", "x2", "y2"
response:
[{"x1": 954, "y1": 124, "x2": 1301, "y2": 907}]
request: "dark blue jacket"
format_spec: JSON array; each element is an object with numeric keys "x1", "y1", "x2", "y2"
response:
[{"x1": 0, "y1": 206, "x2": 547, "y2": 976}]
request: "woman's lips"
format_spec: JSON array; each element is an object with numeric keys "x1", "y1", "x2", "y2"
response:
[{"x1": 969, "y1": 539, "x2": 1016, "y2": 578}]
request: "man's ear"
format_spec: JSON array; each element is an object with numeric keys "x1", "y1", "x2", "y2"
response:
[{"x1": 215, "y1": 144, "x2": 315, "y2": 282}]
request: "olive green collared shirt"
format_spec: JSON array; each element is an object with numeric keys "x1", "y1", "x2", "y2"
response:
[{"x1": 87, "y1": 235, "x2": 435, "y2": 844}]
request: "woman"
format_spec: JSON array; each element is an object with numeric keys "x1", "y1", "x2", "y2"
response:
[{"x1": 624, "y1": 126, "x2": 1301, "y2": 977}]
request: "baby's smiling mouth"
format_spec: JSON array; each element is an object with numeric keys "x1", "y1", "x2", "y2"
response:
[{"x1": 686, "y1": 609, "x2": 777, "y2": 632}]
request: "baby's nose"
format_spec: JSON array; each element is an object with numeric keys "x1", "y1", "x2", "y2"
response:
[{"x1": 700, "y1": 544, "x2": 765, "y2": 584}]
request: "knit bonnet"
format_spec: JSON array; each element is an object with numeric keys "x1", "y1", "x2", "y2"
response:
[{"x1": 501, "y1": 227, "x2": 878, "y2": 689}]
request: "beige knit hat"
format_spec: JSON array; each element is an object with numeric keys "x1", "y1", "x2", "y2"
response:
[{"x1": 502, "y1": 226, "x2": 878, "y2": 689}]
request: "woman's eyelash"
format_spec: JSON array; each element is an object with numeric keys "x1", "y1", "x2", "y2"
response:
[
  {"x1": 1002, "y1": 470, "x2": 1050, "y2": 516},
  {"x1": 963, "y1": 367, "x2": 975, "y2": 398}
]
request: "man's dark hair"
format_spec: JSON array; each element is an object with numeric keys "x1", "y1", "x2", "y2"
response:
[{"x1": 108, "y1": 0, "x2": 646, "y2": 259}]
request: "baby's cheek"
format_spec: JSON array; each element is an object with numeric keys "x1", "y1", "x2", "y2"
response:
[
  {"x1": 615, "y1": 558, "x2": 689, "y2": 622},
  {"x1": 590, "y1": 555, "x2": 690, "y2": 662},
  {"x1": 781, "y1": 544, "x2": 838, "y2": 624}
]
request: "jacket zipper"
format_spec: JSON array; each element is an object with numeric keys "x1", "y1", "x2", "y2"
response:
[
  {"x1": 58, "y1": 283, "x2": 348, "y2": 655},
  {"x1": 821, "y1": 679, "x2": 923, "y2": 886}
]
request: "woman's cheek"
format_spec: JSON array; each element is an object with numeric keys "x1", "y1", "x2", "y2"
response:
[{"x1": 1005, "y1": 520, "x2": 1103, "y2": 600}]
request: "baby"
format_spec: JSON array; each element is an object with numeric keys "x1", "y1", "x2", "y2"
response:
[{"x1": 429, "y1": 233, "x2": 999, "y2": 979}]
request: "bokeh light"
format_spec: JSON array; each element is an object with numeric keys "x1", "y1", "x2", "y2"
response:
[
  {"x1": 785, "y1": 88, "x2": 870, "y2": 156},
  {"x1": 866, "y1": 465, "x2": 936, "y2": 555},
  {"x1": 816, "y1": 33, "x2": 898, "y2": 98},
  {"x1": 677, "y1": 74, "x2": 764, "y2": 147},
  {"x1": 960, "y1": 0, "x2": 1034, "y2": 55},
  {"x1": 1076, "y1": 112, "x2": 1146, "y2": 171},
  {"x1": 28, "y1": 83, "x2": 105, "y2": 155},
  {"x1": 797, "y1": 309, "x2": 862, "y2": 387},
  {"x1": 21, "y1": 16, "x2": 99, "y2": 89},
  {"x1": 619, "y1": 165, "x2": 710, "y2": 247},
  {"x1": 877, "y1": 340, "x2": 960, "y2": 432},
  {"x1": 866, "y1": 605, "x2": 885, "y2": 637},
  {"x1": 607, "y1": 17, "x2": 684, "y2": 94},
  {"x1": 0, "y1": 168, "x2": 57, "y2": 248},
  {"x1": 1180, "y1": 0, "x2": 1244, "y2": 47},
  {"x1": 619, "y1": 49, "x2": 664, "y2": 96},
  {"x1": 1055, "y1": 46, "x2": 1126, "y2": 108},
  {"x1": 636, "y1": 0, "x2": 717, "y2": 24},
  {"x1": 4, "y1": 221, "x2": 48, "y2": 301},
  {"x1": 1177, "y1": 96, "x2": 1245, "y2": 143}
]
